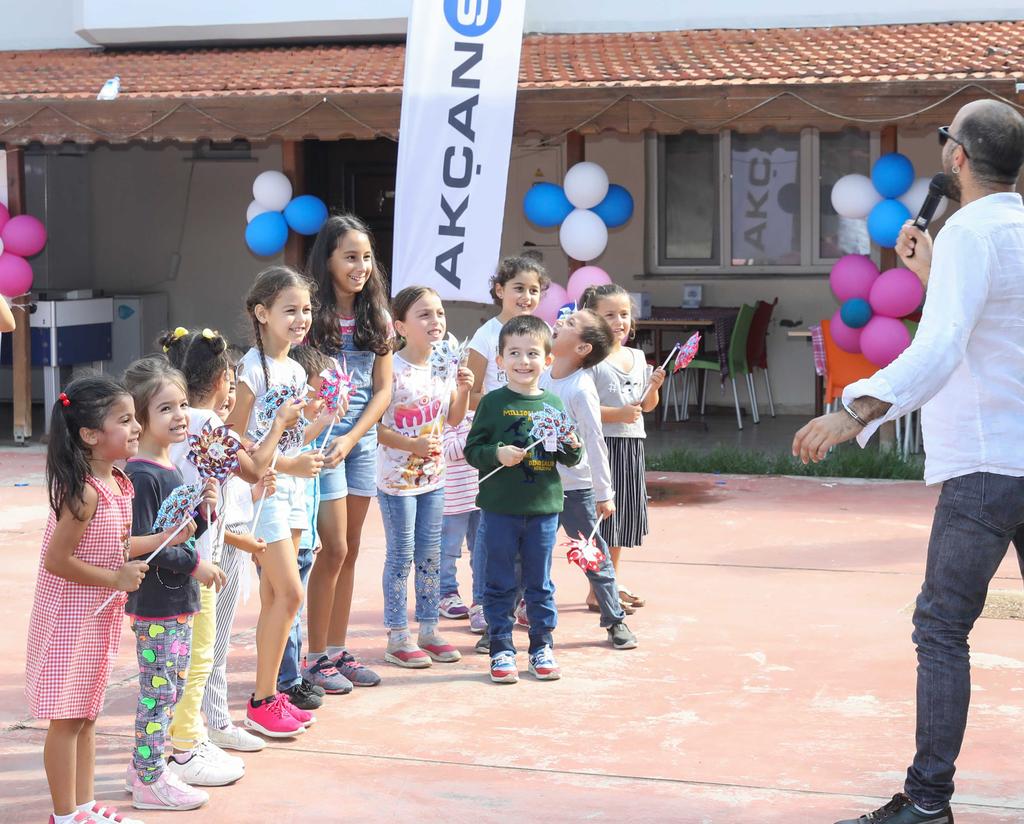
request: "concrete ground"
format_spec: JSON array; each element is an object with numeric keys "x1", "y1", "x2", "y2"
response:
[{"x1": 2, "y1": 446, "x2": 1023, "y2": 823}]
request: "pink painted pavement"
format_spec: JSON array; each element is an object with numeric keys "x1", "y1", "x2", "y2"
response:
[{"x1": 1, "y1": 446, "x2": 1022, "y2": 823}]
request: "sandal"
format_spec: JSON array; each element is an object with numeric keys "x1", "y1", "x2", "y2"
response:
[{"x1": 618, "y1": 587, "x2": 646, "y2": 608}]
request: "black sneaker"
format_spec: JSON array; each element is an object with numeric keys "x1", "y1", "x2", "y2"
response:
[
  {"x1": 474, "y1": 630, "x2": 490, "y2": 655},
  {"x1": 302, "y1": 678, "x2": 326, "y2": 697},
  {"x1": 282, "y1": 680, "x2": 323, "y2": 711},
  {"x1": 607, "y1": 621, "x2": 638, "y2": 650},
  {"x1": 835, "y1": 794, "x2": 953, "y2": 824}
]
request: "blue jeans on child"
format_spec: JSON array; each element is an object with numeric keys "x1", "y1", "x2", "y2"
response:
[
  {"x1": 559, "y1": 488, "x2": 625, "y2": 628},
  {"x1": 904, "y1": 472, "x2": 1024, "y2": 810},
  {"x1": 277, "y1": 544, "x2": 314, "y2": 691},
  {"x1": 480, "y1": 510, "x2": 558, "y2": 655},
  {"x1": 440, "y1": 509, "x2": 483, "y2": 603},
  {"x1": 378, "y1": 488, "x2": 445, "y2": 629}
]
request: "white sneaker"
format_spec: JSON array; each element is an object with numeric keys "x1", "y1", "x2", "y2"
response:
[
  {"x1": 166, "y1": 740, "x2": 244, "y2": 786},
  {"x1": 197, "y1": 738, "x2": 245, "y2": 770},
  {"x1": 208, "y1": 723, "x2": 266, "y2": 752},
  {"x1": 79, "y1": 801, "x2": 146, "y2": 824}
]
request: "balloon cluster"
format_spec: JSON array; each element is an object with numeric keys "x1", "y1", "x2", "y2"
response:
[
  {"x1": 523, "y1": 161, "x2": 634, "y2": 262},
  {"x1": 828, "y1": 254, "x2": 924, "y2": 367},
  {"x1": 0, "y1": 206, "x2": 47, "y2": 298},
  {"x1": 830, "y1": 153, "x2": 947, "y2": 249},
  {"x1": 245, "y1": 171, "x2": 329, "y2": 257}
]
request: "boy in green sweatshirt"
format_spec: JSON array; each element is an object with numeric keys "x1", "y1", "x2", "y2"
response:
[{"x1": 466, "y1": 315, "x2": 582, "y2": 684}]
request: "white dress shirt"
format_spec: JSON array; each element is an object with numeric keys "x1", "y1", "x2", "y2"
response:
[{"x1": 844, "y1": 191, "x2": 1024, "y2": 485}]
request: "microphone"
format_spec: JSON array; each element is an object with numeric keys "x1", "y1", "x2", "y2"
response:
[{"x1": 905, "y1": 173, "x2": 949, "y2": 257}]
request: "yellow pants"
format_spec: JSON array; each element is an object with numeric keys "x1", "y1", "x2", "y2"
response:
[{"x1": 168, "y1": 583, "x2": 217, "y2": 750}]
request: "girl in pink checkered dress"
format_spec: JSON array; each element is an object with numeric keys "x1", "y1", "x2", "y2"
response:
[{"x1": 25, "y1": 375, "x2": 152, "y2": 824}]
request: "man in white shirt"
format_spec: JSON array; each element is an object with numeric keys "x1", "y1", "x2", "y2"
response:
[{"x1": 793, "y1": 99, "x2": 1024, "y2": 824}]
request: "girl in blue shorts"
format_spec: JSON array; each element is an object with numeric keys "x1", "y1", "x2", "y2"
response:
[{"x1": 303, "y1": 214, "x2": 393, "y2": 690}]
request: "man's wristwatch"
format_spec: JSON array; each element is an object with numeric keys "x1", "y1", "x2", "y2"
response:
[{"x1": 841, "y1": 401, "x2": 867, "y2": 428}]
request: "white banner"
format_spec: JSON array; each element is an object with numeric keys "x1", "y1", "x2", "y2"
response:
[{"x1": 391, "y1": 0, "x2": 525, "y2": 303}]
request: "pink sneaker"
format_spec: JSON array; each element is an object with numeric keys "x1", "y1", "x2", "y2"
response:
[
  {"x1": 384, "y1": 633, "x2": 432, "y2": 668},
  {"x1": 131, "y1": 769, "x2": 208, "y2": 811},
  {"x1": 244, "y1": 693, "x2": 305, "y2": 738},
  {"x1": 418, "y1": 634, "x2": 462, "y2": 663},
  {"x1": 278, "y1": 692, "x2": 316, "y2": 726}
]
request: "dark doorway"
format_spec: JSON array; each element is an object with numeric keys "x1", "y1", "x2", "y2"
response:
[{"x1": 304, "y1": 138, "x2": 398, "y2": 282}]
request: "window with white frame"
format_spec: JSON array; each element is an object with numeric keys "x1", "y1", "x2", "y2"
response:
[{"x1": 650, "y1": 127, "x2": 873, "y2": 273}]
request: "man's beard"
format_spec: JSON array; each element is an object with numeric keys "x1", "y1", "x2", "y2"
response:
[{"x1": 941, "y1": 162, "x2": 962, "y2": 201}]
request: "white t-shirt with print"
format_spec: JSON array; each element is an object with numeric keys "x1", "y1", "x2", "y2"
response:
[
  {"x1": 468, "y1": 317, "x2": 507, "y2": 395},
  {"x1": 376, "y1": 352, "x2": 449, "y2": 496},
  {"x1": 236, "y1": 347, "x2": 307, "y2": 457}
]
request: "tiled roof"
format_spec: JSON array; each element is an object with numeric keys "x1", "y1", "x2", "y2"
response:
[{"x1": 1, "y1": 21, "x2": 1022, "y2": 101}]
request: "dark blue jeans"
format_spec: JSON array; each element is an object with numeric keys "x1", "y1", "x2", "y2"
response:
[
  {"x1": 481, "y1": 510, "x2": 558, "y2": 655},
  {"x1": 277, "y1": 545, "x2": 314, "y2": 691},
  {"x1": 560, "y1": 488, "x2": 625, "y2": 628},
  {"x1": 905, "y1": 472, "x2": 1024, "y2": 809}
]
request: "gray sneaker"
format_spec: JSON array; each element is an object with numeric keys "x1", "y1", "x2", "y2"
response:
[
  {"x1": 474, "y1": 630, "x2": 490, "y2": 655},
  {"x1": 302, "y1": 654, "x2": 353, "y2": 695},
  {"x1": 607, "y1": 622, "x2": 638, "y2": 650},
  {"x1": 334, "y1": 650, "x2": 382, "y2": 686}
]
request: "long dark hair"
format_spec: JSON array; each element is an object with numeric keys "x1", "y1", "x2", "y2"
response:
[
  {"x1": 391, "y1": 285, "x2": 440, "y2": 352},
  {"x1": 306, "y1": 214, "x2": 391, "y2": 357},
  {"x1": 46, "y1": 374, "x2": 131, "y2": 520},
  {"x1": 244, "y1": 266, "x2": 317, "y2": 386},
  {"x1": 123, "y1": 356, "x2": 188, "y2": 428}
]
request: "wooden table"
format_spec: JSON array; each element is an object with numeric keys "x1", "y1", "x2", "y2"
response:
[{"x1": 788, "y1": 329, "x2": 824, "y2": 417}]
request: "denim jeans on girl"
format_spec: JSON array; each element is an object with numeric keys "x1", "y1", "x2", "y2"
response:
[
  {"x1": 132, "y1": 616, "x2": 192, "y2": 783},
  {"x1": 904, "y1": 472, "x2": 1024, "y2": 809},
  {"x1": 560, "y1": 488, "x2": 626, "y2": 628},
  {"x1": 378, "y1": 488, "x2": 445, "y2": 628},
  {"x1": 480, "y1": 510, "x2": 559, "y2": 655},
  {"x1": 278, "y1": 544, "x2": 314, "y2": 690},
  {"x1": 440, "y1": 509, "x2": 483, "y2": 602}
]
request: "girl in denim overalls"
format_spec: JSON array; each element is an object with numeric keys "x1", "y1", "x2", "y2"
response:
[{"x1": 304, "y1": 214, "x2": 394, "y2": 689}]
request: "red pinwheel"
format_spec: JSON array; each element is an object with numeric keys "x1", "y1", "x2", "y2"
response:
[
  {"x1": 318, "y1": 356, "x2": 355, "y2": 416},
  {"x1": 187, "y1": 423, "x2": 242, "y2": 483},
  {"x1": 673, "y1": 331, "x2": 701, "y2": 372},
  {"x1": 564, "y1": 533, "x2": 607, "y2": 573}
]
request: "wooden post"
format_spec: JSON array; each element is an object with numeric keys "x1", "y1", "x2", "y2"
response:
[
  {"x1": 281, "y1": 140, "x2": 305, "y2": 269},
  {"x1": 877, "y1": 124, "x2": 898, "y2": 452},
  {"x1": 565, "y1": 130, "x2": 584, "y2": 274},
  {"x1": 6, "y1": 148, "x2": 32, "y2": 444}
]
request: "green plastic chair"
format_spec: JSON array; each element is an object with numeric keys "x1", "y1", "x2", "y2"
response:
[{"x1": 685, "y1": 303, "x2": 758, "y2": 430}]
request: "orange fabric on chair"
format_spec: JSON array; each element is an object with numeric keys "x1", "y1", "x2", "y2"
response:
[{"x1": 821, "y1": 319, "x2": 879, "y2": 405}]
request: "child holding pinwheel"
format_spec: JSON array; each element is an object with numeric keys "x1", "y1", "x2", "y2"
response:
[
  {"x1": 465, "y1": 315, "x2": 582, "y2": 684},
  {"x1": 121, "y1": 356, "x2": 224, "y2": 812}
]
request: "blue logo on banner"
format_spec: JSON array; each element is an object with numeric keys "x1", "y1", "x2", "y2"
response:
[{"x1": 444, "y1": 0, "x2": 501, "y2": 36}]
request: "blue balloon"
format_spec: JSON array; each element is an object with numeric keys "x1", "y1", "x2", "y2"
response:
[
  {"x1": 591, "y1": 184, "x2": 634, "y2": 228},
  {"x1": 284, "y1": 195, "x2": 328, "y2": 236},
  {"x1": 245, "y1": 211, "x2": 289, "y2": 256},
  {"x1": 523, "y1": 182, "x2": 573, "y2": 228},
  {"x1": 840, "y1": 297, "x2": 873, "y2": 329},
  {"x1": 867, "y1": 199, "x2": 911, "y2": 248},
  {"x1": 871, "y1": 153, "x2": 915, "y2": 198},
  {"x1": 556, "y1": 301, "x2": 577, "y2": 322}
]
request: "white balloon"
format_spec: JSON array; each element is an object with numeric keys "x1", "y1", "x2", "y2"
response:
[
  {"x1": 246, "y1": 200, "x2": 273, "y2": 224},
  {"x1": 559, "y1": 209, "x2": 608, "y2": 261},
  {"x1": 252, "y1": 170, "x2": 293, "y2": 212},
  {"x1": 898, "y1": 177, "x2": 948, "y2": 222},
  {"x1": 563, "y1": 162, "x2": 609, "y2": 210},
  {"x1": 830, "y1": 173, "x2": 882, "y2": 220}
]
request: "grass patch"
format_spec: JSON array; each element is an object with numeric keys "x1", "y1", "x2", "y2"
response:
[{"x1": 647, "y1": 444, "x2": 924, "y2": 481}]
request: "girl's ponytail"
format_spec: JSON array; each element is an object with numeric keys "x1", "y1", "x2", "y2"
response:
[
  {"x1": 45, "y1": 374, "x2": 130, "y2": 520},
  {"x1": 244, "y1": 266, "x2": 316, "y2": 387}
]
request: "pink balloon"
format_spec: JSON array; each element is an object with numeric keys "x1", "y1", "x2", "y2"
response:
[
  {"x1": 829, "y1": 254, "x2": 880, "y2": 302},
  {"x1": 869, "y1": 267, "x2": 924, "y2": 318},
  {"x1": 0, "y1": 203, "x2": 9, "y2": 231},
  {"x1": 1, "y1": 214, "x2": 47, "y2": 257},
  {"x1": 860, "y1": 315, "x2": 911, "y2": 368},
  {"x1": 535, "y1": 282, "x2": 569, "y2": 325},
  {"x1": 566, "y1": 265, "x2": 612, "y2": 303},
  {"x1": 0, "y1": 253, "x2": 33, "y2": 297},
  {"x1": 829, "y1": 309, "x2": 863, "y2": 353}
]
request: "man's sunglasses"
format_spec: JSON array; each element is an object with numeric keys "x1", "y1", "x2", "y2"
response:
[{"x1": 938, "y1": 126, "x2": 970, "y2": 159}]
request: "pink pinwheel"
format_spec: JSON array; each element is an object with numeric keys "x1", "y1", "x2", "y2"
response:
[
  {"x1": 673, "y1": 331, "x2": 701, "y2": 372},
  {"x1": 564, "y1": 533, "x2": 606, "y2": 573},
  {"x1": 318, "y1": 356, "x2": 355, "y2": 416}
]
